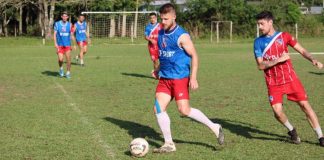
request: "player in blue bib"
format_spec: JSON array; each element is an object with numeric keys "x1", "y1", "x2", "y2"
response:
[
  {"x1": 72, "y1": 14, "x2": 90, "y2": 67},
  {"x1": 54, "y1": 11, "x2": 73, "y2": 79},
  {"x1": 152, "y1": 3, "x2": 224, "y2": 153}
]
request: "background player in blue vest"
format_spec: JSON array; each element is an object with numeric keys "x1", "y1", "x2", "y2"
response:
[
  {"x1": 72, "y1": 14, "x2": 90, "y2": 67},
  {"x1": 152, "y1": 3, "x2": 224, "y2": 153},
  {"x1": 54, "y1": 11, "x2": 73, "y2": 79}
]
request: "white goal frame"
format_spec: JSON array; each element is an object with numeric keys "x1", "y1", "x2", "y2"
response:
[
  {"x1": 210, "y1": 21, "x2": 233, "y2": 43},
  {"x1": 82, "y1": 11, "x2": 157, "y2": 43}
]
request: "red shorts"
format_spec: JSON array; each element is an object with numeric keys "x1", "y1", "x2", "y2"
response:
[
  {"x1": 77, "y1": 41, "x2": 88, "y2": 47},
  {"x1": 156, "y1": 77, "x2": 190, "y2": 101},
  {"x1": 148, "y1": 44, "x2": 159, "y2": 62},
  {"x1": 267, "y1": 78, "x2": 308, "y2": 105},
  {"x1": 57, "y1": 46, "x2": 71, "y2": 54}
]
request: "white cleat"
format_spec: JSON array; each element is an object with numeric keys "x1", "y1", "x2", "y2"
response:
[{"x1": 153, "y1": 142, "x2": 176, "y2": 153}]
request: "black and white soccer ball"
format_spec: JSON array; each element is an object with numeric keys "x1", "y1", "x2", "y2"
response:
[{"x1": 129, "y1": 138, "x2": 149, "y2": 157}]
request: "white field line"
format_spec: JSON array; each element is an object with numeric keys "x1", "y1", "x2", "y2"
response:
[
  {"x1": 13, "y1": 52, "x2": 324, "y2": 59},
  {"x1": 54, "y1": 82, "x2": 115, "y2": 159}
]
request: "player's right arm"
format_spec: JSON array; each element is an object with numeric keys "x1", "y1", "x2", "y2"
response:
[
  {"x1": 145, "y1": 36, "x2": 156, "y2": 45},
  {"x1": 255, "y1": 54, "x2": 289, "y2": 70},
  {"x1": 254, "y1": 38, "x2": 289, "y2": 70},
  {"x1": 53, "y1": 23, "x2": 58, "y2": 48},
  {"x1": 144, "y1": 25, "x2": 156, "y2": 45}
]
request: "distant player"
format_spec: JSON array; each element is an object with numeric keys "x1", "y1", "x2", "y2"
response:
[
  {"x1": 144, "y1": 12, "x2": 162, "y2": 78},
  {"x1": 152, "y1": 3, "x2": 224, "y2": 153},
  {"x1": 72, "y1": 14, "x2": 90, "y2": 67},
  {"x1": 253, "y1": 11, "x2": 324, "y2": 146},
  {"x1": 54, "y1": 11, "x2": 73, "y2": 79}
]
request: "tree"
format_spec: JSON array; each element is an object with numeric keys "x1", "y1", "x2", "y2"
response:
[{"x1": 0, "y1": 0, "x2": 17, "y2": 37}]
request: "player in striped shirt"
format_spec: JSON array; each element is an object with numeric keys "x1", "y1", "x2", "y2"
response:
[
  {"x1": 144, "y1": 12, "x2": 162, "y2": 78},
  {"x1": 254, "y1": 11, "x2": 324, "y2": 146}
]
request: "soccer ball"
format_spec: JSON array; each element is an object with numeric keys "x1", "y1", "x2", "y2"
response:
[{"x1": 129, "y1": 138, "x2": 149, "y2": 157}]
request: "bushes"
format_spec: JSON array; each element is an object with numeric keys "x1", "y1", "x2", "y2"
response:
[{"x1": 298, "y1": 15, "x2": 323, "y2": 37}]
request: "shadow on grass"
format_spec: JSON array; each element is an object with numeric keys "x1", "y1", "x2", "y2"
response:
[
  {"x1": 308, "y1": 71, "x2": 324, "y2": 76},
  {"x1": 41, "y1": 70, "x2": 59, "y2": 77},
  {"x1": 121, "y1": 72, "x2": 154, "y2": 79},
  {"x1": 211, "y1": 118, "x2": 317, "y2": 145},
  {"x1": 104, "y1": 117, "x2": 217, "y2": 155}
]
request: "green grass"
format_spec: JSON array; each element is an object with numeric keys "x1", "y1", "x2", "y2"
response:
[{"x1": 0, "y1": 37, "x2": 324, "y2": 159}]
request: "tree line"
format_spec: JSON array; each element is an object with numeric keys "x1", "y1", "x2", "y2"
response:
[{"x1": 0, "y1": 0, "x2": 323, "y2": 39}]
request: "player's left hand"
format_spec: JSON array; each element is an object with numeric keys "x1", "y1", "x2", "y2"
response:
[
  {"x1": 189, "y1": 79, "x2": 199, "y2": 90},
  {"x1": 313, "y1": 60, "x2": 323, "y2": 69}
]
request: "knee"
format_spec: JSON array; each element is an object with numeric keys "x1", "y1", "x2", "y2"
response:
[
  {"x1": 178, "y1": 106, "x2": 191, "y2": 116},
  {"x1": 299, "y1": 101, "x2": 313, "y2": 113},
  {"x1": 272, "y1": 108, "x2": 283, "y2": 119}
]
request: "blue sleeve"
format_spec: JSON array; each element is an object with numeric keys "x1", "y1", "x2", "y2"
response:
[
  {"x1": 254, "y1": 39, "x2": 263, "y2": 58},
  {"x1": 144, "y1": 25, "x2": 150, "y2": 37}
]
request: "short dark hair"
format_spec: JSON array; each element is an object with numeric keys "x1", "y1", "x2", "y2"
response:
[
  {"x1": 61, "y1": 11, "x2": 68, "y2": 16},
  {"x1": 78, "y1": 13, "x2": 85, "y2": 18},
  {"x1": 159, "y1": 3, "x2": 175, "y2": 14},
  {"x1": 256, "y1": 11, "x2": 274, "y2": 21},
  {"x1": 149, "y1": 12, "x2": 157, "y2": 17}
]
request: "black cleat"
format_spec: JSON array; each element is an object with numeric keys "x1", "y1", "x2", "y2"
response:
[
  {"x1": 288, "y1": 128, "x2": 301, "y2": 144},
  {"x1": 319, "y1": 137, "x2": 324, "y2": 147}
]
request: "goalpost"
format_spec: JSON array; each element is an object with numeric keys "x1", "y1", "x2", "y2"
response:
[
  {"x1": 210, "y1": 21, "x2": 233, "y2": 43},
  {"x1": 81, "y1": 11, "x2": 157, "y2": 43}
]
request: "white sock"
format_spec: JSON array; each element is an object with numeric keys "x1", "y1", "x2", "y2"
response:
[
  {"x1": 156, "y1": 112, "x2": 173, "y2": 143},
  {"x1": 188, "y1": 108, "x2": 220, "y2": 137},
  {"x1": 80, "y1": 59, "x2": 84, "y2": 64},
  {"x1": 284, "y1": 120, "x2": 294, "y2": 131},
  {"x1": 314, "y1": 127, "x2": 323, "y2": 139},
  {"x1": 66, "y1": 71, "x2": 70, "y2": 75}
]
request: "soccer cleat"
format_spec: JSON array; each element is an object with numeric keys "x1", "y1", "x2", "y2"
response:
[
  {"x1": 80, "y1": 64, "x2": 85, "y2": 67},
  {"x1": 59, "y1": 68, "x2": 64, "y2": 77},
  {"x1": 319, "y1": 137, "x2": 324, "y2": 147},
  {"x1": 153, "y1": 142, "x2": 176, "y2": 153},
  {"x1": 66, "y1": 73, "x2": 71, "y2": 79},
  {"x1": 287, "y1": 128, "x2": 301, "y2": 144},
  {"x1": 217, "y1": 125, "x2": 225, "y2": 145}
]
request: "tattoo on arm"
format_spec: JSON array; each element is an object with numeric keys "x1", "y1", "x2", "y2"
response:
[
  {"x1": 301, "y1": 51, "x2": 314, "y2": 62},
  {"x1": 260, "y1": 59, "x2": 279, "y2": 69}
]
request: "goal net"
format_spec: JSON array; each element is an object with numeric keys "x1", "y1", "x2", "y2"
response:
[
  {"x1": 82, "y1": 11, "x2": 157, "y2": 43},
  {"x1": 210, "y1": 21, "x2": 233, "y2": 43}
]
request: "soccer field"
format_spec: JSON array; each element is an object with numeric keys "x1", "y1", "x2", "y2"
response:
[{"x1": 0, "y1": 38, "x2": 323, "y2": 159}]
